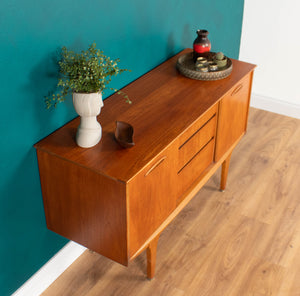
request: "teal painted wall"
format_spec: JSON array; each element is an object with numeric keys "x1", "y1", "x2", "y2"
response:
[{"x1": 0, "y1": 0, "x2": 244, "y2": 294}]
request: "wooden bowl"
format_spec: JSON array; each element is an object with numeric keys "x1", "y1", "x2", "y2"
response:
[{"x1": 115, "y1": 121, "x2": 135, "y2": 148}]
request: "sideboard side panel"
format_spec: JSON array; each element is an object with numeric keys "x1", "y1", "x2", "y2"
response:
[{"x1": 36, "y1": 150, "x2": 128, "y2": 265}]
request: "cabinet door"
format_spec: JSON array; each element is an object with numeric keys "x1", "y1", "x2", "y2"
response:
[
  {"x1": 215, "y1": 73, "x2": 253, "y2": 161},
  {"x1": 128, "y1": 146, "x2": 177, "y2": 257}
]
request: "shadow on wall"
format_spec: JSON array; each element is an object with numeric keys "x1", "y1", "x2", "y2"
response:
[
  {"x1": 22, "y1": 49, "x2": 76, "y2": 139},
  {"x1": 0, "y1": 48, "x2": 75, "y2": 294},
  {"x1": 0, "y1": 147, "x2": 67, "y2": 292},
  {"x1": 166, "y1": 24, "x2": 193, "y2": 61},
  {"x1": 182, "y1": 24, "x2": 193, "y2": 49}
]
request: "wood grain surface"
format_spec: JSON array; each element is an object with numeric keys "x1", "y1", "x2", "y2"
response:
[
  {"x1": 35, "y1": 50, "x2": 255, "y2": 277},
  {"x1": 42, "y1": 108, "x2": 300, "y2": 296},
  {"x1": 35, "y1": 49, "x2": 255, "y2": 183},
  {"x1": 36, "y1": 150, "x2": 128, "y2": 265},
  {"x1": 214, "y1": 72, "x2": 253, "y2": 161}
]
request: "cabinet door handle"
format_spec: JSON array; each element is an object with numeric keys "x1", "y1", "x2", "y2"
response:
[
  {"x1": 231, "y1": 84, "x2": 243, "y2": 96},
  {"x1": 145, "y1": 156, "x2": 167, "y2": 177}
]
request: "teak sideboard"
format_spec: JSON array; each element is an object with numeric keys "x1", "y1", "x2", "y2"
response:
[{"x1": 35, "y1": 49, "x2": 256, "y2": 279}]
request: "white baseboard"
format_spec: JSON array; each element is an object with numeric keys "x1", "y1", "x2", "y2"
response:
[
  {"x1": 12, "y1": 242, "x2": 86, "y2": 296},
  {"x1": 250, "y1": 93, "x2": 300, "y2": 119}
]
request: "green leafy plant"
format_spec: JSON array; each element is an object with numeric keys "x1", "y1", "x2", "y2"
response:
[{"x1": 45, "y1": 42, "x2": 131, "y2": 109}]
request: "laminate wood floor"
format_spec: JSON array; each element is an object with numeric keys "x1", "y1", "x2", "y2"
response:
[{"x1": 42, "y1": 108, "x2": 300, "y2": 296}]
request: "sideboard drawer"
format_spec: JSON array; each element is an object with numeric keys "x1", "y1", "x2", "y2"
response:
[
  {"x1": 178, "y1": 104, "x2": 217, "y2": 149},
  {"x1": 176, "y1": 137, "x2": 215, "y2": 199},
  {"x1": 177, "y1": 114, "x2": 216, "y2": 170}
]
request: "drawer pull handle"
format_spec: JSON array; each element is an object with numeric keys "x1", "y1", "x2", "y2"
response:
[
  {"x1": 179, "y1": 113, "x2": 216, "y2": 150},
  {"x1": 231, "y1": 84, "x2": 243, "y2": 96},
  {"x1": 145, "y1": 156, "x2": 167, "y2": 177},
  {"x1": 177, "y1": 137, "x2": 214, "y2": 175}
]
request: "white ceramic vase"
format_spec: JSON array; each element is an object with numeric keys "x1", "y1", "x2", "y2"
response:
[{"x1": 72, "y1": 92, "x2": 103, "y2": 148}]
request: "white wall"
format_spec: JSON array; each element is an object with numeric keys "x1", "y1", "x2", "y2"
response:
[{"x1": 239, "y1": 0, "x2": 300, "y2": 119}]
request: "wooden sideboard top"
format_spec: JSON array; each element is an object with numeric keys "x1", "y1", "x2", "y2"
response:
[{"x1": 35, "y1": 49, "x2": 255, "y2": 183}]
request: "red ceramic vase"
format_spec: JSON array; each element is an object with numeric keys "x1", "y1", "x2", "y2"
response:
[{"x1": 193, "y1": 29, "x2": 211, "y2": 60}]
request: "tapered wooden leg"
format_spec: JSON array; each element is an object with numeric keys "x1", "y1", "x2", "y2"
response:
[
  {"x1": 220, "y1": 152, "x2": 232, "y2": 191},
  {"x1": 146, "y1": 235, "x2": 160, "y2": 279}
]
